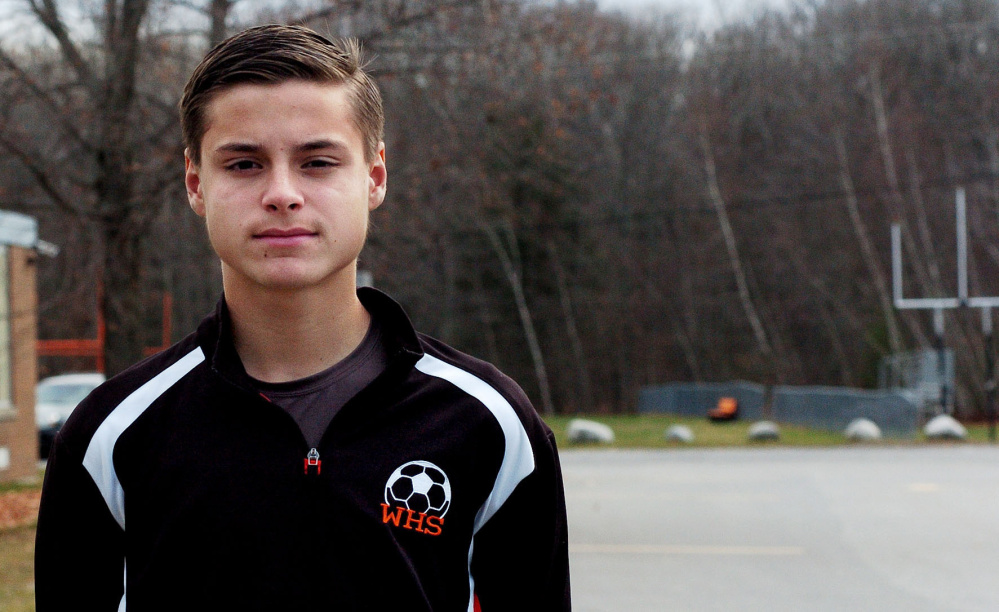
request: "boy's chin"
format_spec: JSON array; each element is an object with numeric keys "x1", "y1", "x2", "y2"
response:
[{"x1": 232, "y1": 266, "x2": 354, "y2": 293}]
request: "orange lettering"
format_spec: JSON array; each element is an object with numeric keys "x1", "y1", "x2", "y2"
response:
[
  {"x1": 404, "y1": 509, "x2": 426, "y2": 533},
  {"x1": 381, "y1": 503, "x2": 405, "y2": 527},
  {"x1": 424, "y1": 515, "x2": 444, "y2": 536}
]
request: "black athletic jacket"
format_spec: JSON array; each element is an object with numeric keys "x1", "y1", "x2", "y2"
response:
[{"x1": 35, "y1": 288, "x2": 570, "y2": 611}]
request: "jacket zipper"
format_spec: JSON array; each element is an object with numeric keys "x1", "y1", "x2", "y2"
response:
[
  {"x1": 304, "y1": 447, "x2": 321, "y2": 475},
  {"x1": 302, "y1": 445, "x2": 323, "y2": 604},
  {"x1": 255, "y1": 391, "x2": 319, "y2": 477}
]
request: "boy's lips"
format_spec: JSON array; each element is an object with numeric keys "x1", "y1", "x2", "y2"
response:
[{"x1": 253, "y1": 227, "x2": 318, "y2": 246}]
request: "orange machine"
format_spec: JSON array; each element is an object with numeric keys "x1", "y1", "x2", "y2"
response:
[{"x1": 708, "y1": 397, "x2": 739, "y2": 422}]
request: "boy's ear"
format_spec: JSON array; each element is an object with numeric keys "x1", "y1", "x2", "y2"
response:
[
  {"x1": 184, "y1": 149, "x2": 206, "y2": 217},
  {"x1": 368, "y1": 142, "x2": 387, "y2": 212}
]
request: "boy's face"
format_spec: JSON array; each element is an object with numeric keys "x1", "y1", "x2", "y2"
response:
[{"x1": 185, "y1": 81, "x2": 386, "y2": 293}]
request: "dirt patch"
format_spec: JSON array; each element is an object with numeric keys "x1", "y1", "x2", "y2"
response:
[{"x1": 0, "y1": 490, "x2": 41, "y2": 530}]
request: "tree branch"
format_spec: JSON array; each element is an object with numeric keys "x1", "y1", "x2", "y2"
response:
[
  {"x1": 0, "y1": 48, "x2": 95, "y2": 153},
  {"x1": 25, "y1": 0, "x2": 99, "y2": 95},
  {"x1": 0, "y1": 130, "x2": 88, "y2": 218},
  {"x1": 290, "y1": 1, "x2": 362, "y2": 27}
]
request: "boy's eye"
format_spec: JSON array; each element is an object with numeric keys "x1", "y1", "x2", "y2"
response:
[
  {"x1": 303, "y1": 159, "x2": 337, "y2": 169},
  {"x1": 226, "y1": 160, "x2": 259, "y2": 171}
]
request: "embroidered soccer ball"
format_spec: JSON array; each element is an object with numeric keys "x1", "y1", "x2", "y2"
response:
[{"x1": 385, "y1": 460, "x2": 452, "y2": 517}]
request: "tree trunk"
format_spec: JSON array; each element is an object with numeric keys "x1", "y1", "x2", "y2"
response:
[
  {"x1": 209, "y1": 0, "x2": 230, "y2": 47},
  {"x1": 481, "y1": 222, "x2": 555, "y2": 415},
  {"x1": 547, "y1": 240, "x2": 592, "y2": 413},
  {"x1": 102, "y1": 221, "x2": 145, "y2": 375},
  {"x1": 95, "y1": 0, "x2": 150, "y2": 374},
  {"x1": 677, "y1": 275, "x2": 703, "y2": 382},
  {"x1": 869, "y1": 64, "x2": 934, "y2": 298},
  {"x1": 471, "y1": 270, "x2": 501, "y2": 367},
  {"x1": 904, "y1": 146, "x2": 942, "y2": 294},
  {"x1": 698, "y1": 122, "x2": 774, "y2": 361},
  {"x1": 438, "y1": 234, "x2": 456, "y2": 344},
  {"x1": 986, "y1": 129, "x2": 999, "y2": 220},
  {"x1": 833, "y1": 128, "x2": 905, "y2": 354}
]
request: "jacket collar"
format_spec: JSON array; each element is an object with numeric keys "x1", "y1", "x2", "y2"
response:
[{"x1": 197, "y1": 287, "x2": 424, "y2": 391}]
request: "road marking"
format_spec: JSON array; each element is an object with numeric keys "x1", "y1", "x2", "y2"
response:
[{"x1": 571, "y1": 544, "x2": 804, "y2": 556}]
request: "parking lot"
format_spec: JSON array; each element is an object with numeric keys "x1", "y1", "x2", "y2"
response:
[{"x1": 563, "y1": 446, "x2": 999, "y2": 611}]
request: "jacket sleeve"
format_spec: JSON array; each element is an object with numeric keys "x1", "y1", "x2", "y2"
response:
[
  {"x1": 35, "y1": 430, "x2": 125, "y2": 611},
  {"x1": 470, "y1": 429, "x2": 571, "y2": 611}
]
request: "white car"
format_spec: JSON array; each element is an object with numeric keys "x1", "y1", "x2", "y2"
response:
[{"x1": 36, "y1": 372, "x2": 105, "y2": 458}]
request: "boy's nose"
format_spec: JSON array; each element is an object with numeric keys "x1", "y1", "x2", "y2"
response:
[{"x1": 261, "y1": 168, "x2": 304, "y2": 211}]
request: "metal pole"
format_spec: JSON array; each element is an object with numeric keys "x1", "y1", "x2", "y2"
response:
[
  {"x1": 957, "y1": 187, "x2": 968, "y2": 304},
  {"x1": 891, "y1": 223, "x2": 903, "y2": 306},
  {"x1": 984, "y1": 308, "x2": 997, "y2": 443},
  {"x1": 889, "y1": 186, "x2": 999, "y2": 427},
  {"x1": 934, "y1": 309, "x2": 948, "y2": 415}
]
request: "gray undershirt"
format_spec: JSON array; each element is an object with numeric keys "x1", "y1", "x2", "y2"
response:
[{"x1": 252, "y1": 317, "x2": 389, "y2": 448}]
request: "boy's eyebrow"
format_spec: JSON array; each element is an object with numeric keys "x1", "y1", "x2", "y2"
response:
[
  {"x1": 215, "y1": 142, "x2": 261, "y2": 154},
  {"x1": 298, "y1": 139, "x2": 348, "y2": 153},
  {"x1": 213, "y1": 140, "x2": 349, "y2": 154}
]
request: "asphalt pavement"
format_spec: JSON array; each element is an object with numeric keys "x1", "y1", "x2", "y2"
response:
[{"x1": 563, "y1": 446, "x2": 999, "y2": 611}]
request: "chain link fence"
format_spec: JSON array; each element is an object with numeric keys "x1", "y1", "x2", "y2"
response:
[
  {"x1": 878, "y1": 349, "x2": 955, "y2": 417},
  {"x1": 638, "y1": 382, "x2": 920, "y2": 438}
]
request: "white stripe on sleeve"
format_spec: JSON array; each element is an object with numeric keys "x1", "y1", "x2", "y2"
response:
[
  {"x1": 118, "y1": 563, "x2": 126, "y2": 612},
  {"x1": 83, "y1": 347, "x2": 206, "y2": 530},
  {"x1": 413, "y1": 354, "x2": 536, "y2": 612}
]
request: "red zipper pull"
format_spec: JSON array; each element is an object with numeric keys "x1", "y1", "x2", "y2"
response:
[{"x1": 304, "y1": 448, "x2": 321, "y2": 475}]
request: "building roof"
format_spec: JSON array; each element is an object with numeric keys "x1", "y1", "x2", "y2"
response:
[{"x1": 0, "y1": 211, "x2": 37, "y2": 249}]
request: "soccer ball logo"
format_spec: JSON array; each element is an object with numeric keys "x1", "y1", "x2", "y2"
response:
[{"x1": 385, "y1": 460, "x2": 452, "y2": 517}]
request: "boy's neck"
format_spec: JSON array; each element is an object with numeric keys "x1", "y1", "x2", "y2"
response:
[{"x1": 223, "y1": 270, "x2": 371, "y2": 383}]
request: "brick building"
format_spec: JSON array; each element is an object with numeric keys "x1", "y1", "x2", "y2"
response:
[{"x1": 0, "y1": 211, "x2": 38, "y2": 482}]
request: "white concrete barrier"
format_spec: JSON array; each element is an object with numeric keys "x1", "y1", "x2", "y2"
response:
[
  {"x1": 664, "y1": 424, "x2": 695, "y2": 443},
  {"x1": 924, "y1": 414, "x2": 967, "y2": 441},
  {"x1": 567, "y1": 418, "x2": 615, "y2": 444},
  {"x1": 748, "y1": 420, "x2": 780, "y2": 441},
  {"x1": 844, "y1": 418, "x2": 882, "y2": 442}
]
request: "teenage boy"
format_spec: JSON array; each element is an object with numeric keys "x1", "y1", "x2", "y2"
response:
[{"x1": 35, "y1": 24, "x2": 570, "y2": 611}]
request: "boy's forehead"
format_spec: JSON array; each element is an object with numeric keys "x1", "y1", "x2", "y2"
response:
[
  {"x1": 205, "y1": 80, "x2": 350, "y2": 116},
  {"x1": 201, "y1": 81, "x2": 362, "y2": 147}
]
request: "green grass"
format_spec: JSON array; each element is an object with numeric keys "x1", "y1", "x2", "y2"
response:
[
  {"x1": 0, "y1": 525, "x2": 35, "y2": 612},
  {"x1": 544, "y1": 414, "x2": 999, "y2": 448},
  {"x1": 0, "y1": 472, "x2": 41, "y2": 612},
  {"x1": 0, "y1": 472, "x2": 43, "y2": 495},
  {"x1": 543, "y1": 414, "x2": 847, "y2": 448},
  {"x1": 965, "y1": 423, "x2": 999, "y2": 443}
]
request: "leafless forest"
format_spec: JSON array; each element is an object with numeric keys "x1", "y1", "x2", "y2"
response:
[{"x1": 3, "y1": 0, "x2": 999, "y2": 416}]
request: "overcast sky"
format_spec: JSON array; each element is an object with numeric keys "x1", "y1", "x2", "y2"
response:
[{"x1": 594, "y1": 0, "x2": 794, "y2": 28}]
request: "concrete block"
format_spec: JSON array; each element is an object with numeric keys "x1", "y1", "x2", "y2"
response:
[
  {"x1": 567, "y1": 418, "x2": 615, "y2": 444},
  {"x1": 748, "y1": 420, "x2": 780, "y2": 441},
  {"x1": 844, "y1": 418, "x2": 882, "y2": 442},
  {"x1": 924, "y1": 414, "x2": 967, "y2": 441},
  {"x1": 664, "y1": 425, "x2": 694, "y2": 443}
]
